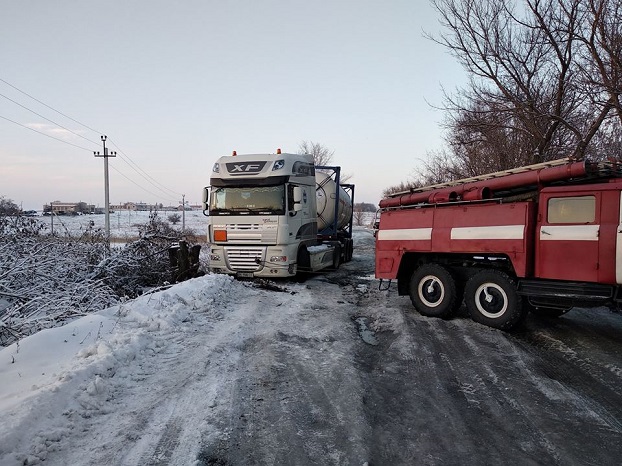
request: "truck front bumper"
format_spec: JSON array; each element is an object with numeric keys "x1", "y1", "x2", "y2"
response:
[{"x1": 209, "y1": 245, "x2": 297, "y2": 278}]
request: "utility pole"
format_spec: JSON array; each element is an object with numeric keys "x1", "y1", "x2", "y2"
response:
[
  {"x1": 182, "y1": 194, "x2": 186, "y2": 232},
  {"x1": 94, "y1": 135, "x2": 116, "y2": 240}
]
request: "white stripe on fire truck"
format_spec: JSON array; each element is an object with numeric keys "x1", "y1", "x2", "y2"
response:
[
  {"x1": 377, "y1": 228, "x2": 432, "y2": 241},
  {"x1": 539, "y1": 224, "x2": 599, "y2": 241},
  {"x1": 450, "y1": 225, "x2": 525, "y2": 240}
]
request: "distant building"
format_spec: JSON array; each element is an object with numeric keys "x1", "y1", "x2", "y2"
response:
[
  {"x1": 110, "y1": 202, "x2": 158, "y2": 211},
  {"x1": 110, "y1": 202, "x2": 196, "y2": 212},
  {"x1": 43, "y1": 201, "x2": 95, "y2": 215}
]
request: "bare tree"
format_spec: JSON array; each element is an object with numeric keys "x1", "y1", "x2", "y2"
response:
[
  {"x1": 382, "y1": 180, "x2": 419, "y2": 198},
  {"x1": 429, "y1": 0, "x2": 621, "y2": 164},
  {"x1": 0, "y1": 197, "x2": 20, "y2": 216},
  {"x1": 577, "y1": 0, "x2": 622, "y2": 129},
  {"x1": 298, "y1": 141, "x2": 335, "y2": 167},
  {"x1": 376, "y1": 0, "x2": 622, "y2": 200},
  {"x1": 298, "y1": 140, "x2": 353, "y2": 183}
]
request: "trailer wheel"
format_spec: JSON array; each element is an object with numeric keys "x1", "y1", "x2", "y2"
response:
[
  {"x1": 465, "y1": 270, "x2": 526, "y2": 330},
  {"x1": 409, "y1": 264, "x2": 458, "y2": 318}
]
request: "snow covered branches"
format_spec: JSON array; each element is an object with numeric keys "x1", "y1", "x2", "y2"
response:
[{"x1": 0, "y1": 212, "x2": 204, "y2": 347}]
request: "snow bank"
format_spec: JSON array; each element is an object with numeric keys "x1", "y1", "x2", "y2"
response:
[{"x1": 0, "y1": 273, "x2": 233, "y2": 465}]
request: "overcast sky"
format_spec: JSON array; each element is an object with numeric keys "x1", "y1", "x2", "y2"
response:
[{"x1": 1, "y1": 0, "x2": 465, "y2": 210}]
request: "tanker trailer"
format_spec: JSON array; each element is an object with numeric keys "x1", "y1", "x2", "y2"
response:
[{"x1": 314, "y1": 166, "x2": 355, "y2": 266}]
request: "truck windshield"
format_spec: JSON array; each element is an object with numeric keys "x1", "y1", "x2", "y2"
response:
[{"x1": 209, "y1": 185, "x2": 285, "y2": 215}]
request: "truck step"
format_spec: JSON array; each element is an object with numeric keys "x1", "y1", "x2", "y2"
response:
[{"x1": 518, "y1": 279, "x2": 614, "y2": 301}]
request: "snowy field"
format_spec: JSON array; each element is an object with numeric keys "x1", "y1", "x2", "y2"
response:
[
  {"x1": 37, "y1": 210, "x2": 375, "y2": 240},
  {"x1": 36, "y1": 210, "x2": 208, "y2": 239}
]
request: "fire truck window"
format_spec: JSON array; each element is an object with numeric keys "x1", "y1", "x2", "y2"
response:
[{"x1": 547, "y1": 196, "x2": 595, "y2": 224}]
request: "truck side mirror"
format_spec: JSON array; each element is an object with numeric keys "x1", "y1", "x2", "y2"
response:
[
  {"x1": 292, "y1": 187, "x2": 303, "y2": 212},
  {"x1": 293, "y1": 186, "x2": 303, "y2": 203},
  {"x1": 202, "y1": 187, "x2": 210, "y2": 216}
]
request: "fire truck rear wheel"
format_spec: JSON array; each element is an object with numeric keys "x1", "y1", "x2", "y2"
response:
[
  {"x1": 409, "y1": 264, "x2": 458, "y2": 318},
  {"x1": 465, "y1": 270, "x2": 526, "y2": 330}
]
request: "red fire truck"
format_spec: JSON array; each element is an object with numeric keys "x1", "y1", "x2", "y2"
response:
[{"x1": 375, "y1": 158, "x2": 622, "y2": 330}]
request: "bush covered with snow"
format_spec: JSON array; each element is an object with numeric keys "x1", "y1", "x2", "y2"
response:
[{"x1": 0, "y1": 211, "x2": 204, "y2": 347}]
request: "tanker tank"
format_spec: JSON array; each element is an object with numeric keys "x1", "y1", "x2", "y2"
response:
[{"x1": 315, "y1": 171, "x2": 352, "y2": 231}]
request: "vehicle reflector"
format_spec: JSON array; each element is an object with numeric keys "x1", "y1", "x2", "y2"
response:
[{"x1": 214, "y1": 230, "x2": 227, "y2": 242}]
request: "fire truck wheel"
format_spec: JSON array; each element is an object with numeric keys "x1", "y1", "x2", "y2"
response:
[
  {"x1": 409, "y1": 264, "x2": 458, "y2": 318},
  {"x1": 465, "y1": 270, "x2": 526, "y2": 330}
]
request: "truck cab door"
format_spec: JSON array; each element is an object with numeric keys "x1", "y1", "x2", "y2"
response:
[
  {"x1": 536, "y1": 192, "x2": 600, "y2": 282},
  {"x1": 288, "y1": 185, "x2": 314, "y2": 240}
]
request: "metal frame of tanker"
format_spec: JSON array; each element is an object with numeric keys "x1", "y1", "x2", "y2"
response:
[{"x1": 316, "y1": 165, "x2": 355, "y2": 264}]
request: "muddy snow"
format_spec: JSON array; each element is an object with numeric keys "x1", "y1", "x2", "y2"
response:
[{"x1": 1, "y1": 227, "x2": 622, "y2": 465}]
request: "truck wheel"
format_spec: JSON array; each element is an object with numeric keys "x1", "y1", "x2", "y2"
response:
[
  {"x1": 465, "y1": 270, "x2": 526, "y2": 330},
  {"x1": 409, "y1": 264, "x2": 458, "y2": 318},
  {"x1": 345, "y1": 239, "x2": 354, "y2": 262},
  {"x1": 330, "y1": 244, "x2": 341, "y2": 270},
  {"x1": 296, "y1": 248, "x2": 310, "y2": 274}
]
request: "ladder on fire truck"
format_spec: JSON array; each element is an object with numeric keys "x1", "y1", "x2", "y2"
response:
[{"x1": 387, "y1": 157, "x2": 622, "y2": 199}]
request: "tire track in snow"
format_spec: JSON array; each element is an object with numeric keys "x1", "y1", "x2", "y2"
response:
[{"x1": 200, "y1": 279, "x2": 373, "y2": 465}]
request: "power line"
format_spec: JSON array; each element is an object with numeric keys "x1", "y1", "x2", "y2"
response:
[
  {"x1": 0, "y1": 114, "x2": 95, "y2": 152},
  {"x1": 109, "y1": 164, "x2": 178, "y2": 204},
  {"x1": 0, "y1": 91, "x2": 101, "y2": 147},
  {"x1": 108, "y1": 138, "x2": 184, "y2": 197},
  {"x1": 0, "y1": 76, "x2": 185, "y2": 201},
  {"x1": 0, "y1": 77, "x2": 102, "y2": 134}
]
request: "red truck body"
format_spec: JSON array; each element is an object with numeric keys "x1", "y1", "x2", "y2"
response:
[{"x1": 375, "y1": 158, "x2": 622, "y2": 330}]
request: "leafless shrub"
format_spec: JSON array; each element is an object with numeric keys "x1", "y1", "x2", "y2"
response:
[{"x1": 0, "y1": 211, "x2": 203, "y2": 347}]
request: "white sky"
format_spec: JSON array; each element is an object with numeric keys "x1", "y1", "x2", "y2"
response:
[{"x1": 0, "y1": 0, "x2": 465, "y2": 210}]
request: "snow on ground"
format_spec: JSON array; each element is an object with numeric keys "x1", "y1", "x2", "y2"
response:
[
  {"x1": 3, "y1": 226, "x2": 622, "y2": 464},
  {"x1": 0, "y1": 273, "x2": 237, "y2": 465},
  {"x1": 0, "y1": 224, "x2": 377, "y2": 466}
]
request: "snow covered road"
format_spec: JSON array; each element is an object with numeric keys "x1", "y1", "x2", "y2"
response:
[
  {"x1": 0, "y1": 231, "x2": 377, "y2": 465},
  {"x1": 2, "y1": 227, "x2": 622, "y2": 465}
]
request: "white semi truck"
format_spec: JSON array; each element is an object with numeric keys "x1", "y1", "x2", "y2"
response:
[{"x1": 202, "y1": 149, "x2": 354, "y2": 278}]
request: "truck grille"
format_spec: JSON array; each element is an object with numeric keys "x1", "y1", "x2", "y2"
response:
[
  {"x1": 226, "y1": 223, "x2": 277, "y2": 243},
  {"x1": 225, "y1": 247, "x2": 265, "y2": 271}
]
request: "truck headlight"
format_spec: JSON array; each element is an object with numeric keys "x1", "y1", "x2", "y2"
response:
[{"x1": 270, "y1": 256, "x2": 287, "y2": 262}]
